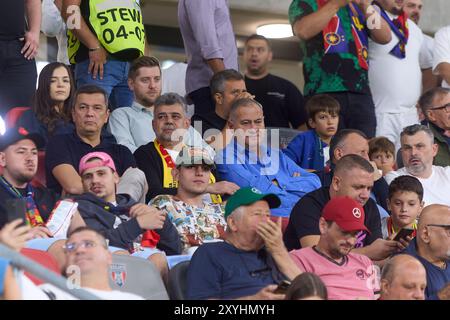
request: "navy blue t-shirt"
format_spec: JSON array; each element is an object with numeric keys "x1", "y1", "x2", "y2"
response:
[
  {"x1": 403, "y1": 239, "x2": 450, "y2": 300},
  {"x1": 186, "y1": 242, "x2": 285, "y2": 300},
  {"x1": 45, "y1": 131, "x2": 136, "y2": 194}
]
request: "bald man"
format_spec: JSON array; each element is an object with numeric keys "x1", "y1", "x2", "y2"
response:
[
  {"x1": 380, "y1": 254, "x2": 426, "y2": 300},
  {"x1": 403, "y1": 204, "x2": 450, "y2": 299}
]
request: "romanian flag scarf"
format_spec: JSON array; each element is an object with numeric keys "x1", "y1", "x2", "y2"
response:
[
  {"x1": 317, "y1": 0, "x2": 369, "y2": 70},
  {"x1": 374, "y1": 1, "x2": 409, "y2": 59},
  {"x1": 141, "y1": 140, "x2": 222, "y2": 248},
  {"x1": 0, "y1": 176, "x2": 45, "y2": 227}
]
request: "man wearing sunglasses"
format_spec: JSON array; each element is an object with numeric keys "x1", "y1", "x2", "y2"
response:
[
  {"x1": 402, "y1": 204, "x2": 450, "y2": 300},
  {"x1": 418, "y1": 87, "x2": 450, "y2": 166}
]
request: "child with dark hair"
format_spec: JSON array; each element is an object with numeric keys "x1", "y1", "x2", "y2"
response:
[
  {"x1": 382, "y1": 175, "x2": 424, "y2": 240},
  {"x1": 284, "y1": 94, "x2": 340, "y2": 171},
  {"x1": 285, "y1": 272, "x2": 328, "y2": 300},
  {"x1": 369, "y1": 137, "x2": 396, "y2": 176}
]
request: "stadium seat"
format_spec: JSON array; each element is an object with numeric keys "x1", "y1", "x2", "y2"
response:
[
  {"x1": 31, "y1": 151, "x2": 47, "y2": 188},
  {"x1": 20, "y1": 248, "x2": 61, "y2": 285},
  {"x1": 5, "y1": 106, "x2": 30, "y2": 129},
  {"x1": 266, "y1": 127, "x2": 301, "y2": 149},
  {"x1": 167, "y1": 260, "x2": 190, "y2": 300},
  {"x1": 109, "y1": 254, "x2": 169, "y2": 300}
]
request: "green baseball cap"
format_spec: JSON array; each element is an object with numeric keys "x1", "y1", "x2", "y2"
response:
[{"x1": 224, "y1": 187, "x2": 281, "y2": 218}]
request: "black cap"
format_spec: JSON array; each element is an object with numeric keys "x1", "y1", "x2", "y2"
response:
[{"x1": 0, "y1": 127, "x2": 44, "y2": 151}]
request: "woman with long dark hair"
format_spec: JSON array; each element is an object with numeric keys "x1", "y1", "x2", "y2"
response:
[{"x1": 17, "y1": 62, "x2": 75, "y2": 147}]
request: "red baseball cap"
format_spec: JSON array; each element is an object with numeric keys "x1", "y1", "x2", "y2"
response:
[
  {"x1": 79, "y1": 152, "x2": 116, "y2": 175},
  {"x1": 322, "y1": 197, "x2": 370, "y2": 234}
]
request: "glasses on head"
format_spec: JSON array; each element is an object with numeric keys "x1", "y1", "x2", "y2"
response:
[
  {"x1": 430, "y1": 103, "x2": 450, "y2": 113},
  {"x1": 426, "y1": 224, "x2": 450, "y2": 236},
  {"x1": 63, "y1": 240, "x2": 98, "y2": 253}
]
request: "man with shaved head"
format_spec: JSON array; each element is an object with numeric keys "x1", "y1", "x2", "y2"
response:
[
  {"x1": 380, "y1": 254, "x2": 427, "y2": 300},
  {"x1": 403, "y1": 204, "x2": 450, "y2": 299}
]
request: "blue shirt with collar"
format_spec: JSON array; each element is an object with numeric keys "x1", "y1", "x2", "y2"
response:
[
  {"x1": 283, "y1": 129, "x2": 327, "y2": 171},
  {"x1": 403, "y1": 238, "x2": 450, "y2": 300},
  {"x1": 215, "y1": 139, "x2": 321, "y2": 217}
]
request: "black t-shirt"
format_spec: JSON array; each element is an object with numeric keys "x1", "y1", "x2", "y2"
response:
[
  {"x1": 245, "y1": 74, "x2": 307, "y2": 128},
  {"x1": 191, "y1": 111, "x2": 227, "y2": 138},
  {"x1": 45, "y1": 131, "x2": 136, "y2": 194},
  {"x1": 0, "y1": 181, "x2": 59, "y2": 229},
  {"x1": 283, "y1": 186, "x2": 382, "y2": 251},
  {"x1": 0, "y1": 0, "x2": 25, "y2": 40}
]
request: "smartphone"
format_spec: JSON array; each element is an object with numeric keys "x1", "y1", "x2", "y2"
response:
[
  {"x1": 273, "y1": 280, "x2": 291, "y2": 294},
  {"x1": 5, "y1": 198, "x2": 27, "y2": 225},
  {"x1": 393, "y1": 228, "x2": 415, "y2": 242}
]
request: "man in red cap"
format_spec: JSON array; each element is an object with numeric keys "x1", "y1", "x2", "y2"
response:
[{"x1": 290, "y1": 196, "x2": 380, "y2": 300}]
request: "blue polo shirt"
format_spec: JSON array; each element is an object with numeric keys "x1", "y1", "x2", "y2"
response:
[
  {"x1": 45, "y1": 131, "x2": 136, "y2": 194},
  {"x1": 215, "y1": 139, "x2": 321, "y2": 217},
  {"x1": 403, "y1": 239, "x2": 450, "y2": 300},
  {"x1": 284, "y1": 129, "x2": 327, "y2": 171}
]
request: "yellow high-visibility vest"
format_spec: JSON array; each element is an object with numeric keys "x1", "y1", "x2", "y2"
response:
[{"x1": 67, "y1": 0, "x2": 145, "y2": 64}]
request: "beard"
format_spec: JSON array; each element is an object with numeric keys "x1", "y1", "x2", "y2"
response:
[
  {"x1": 406, "y1": 162, "x2": 426, "y2": 176},
  {"x1": 14, "y1": 172, "x2": 35, "y2": 185}
]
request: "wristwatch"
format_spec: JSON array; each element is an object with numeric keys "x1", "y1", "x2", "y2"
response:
[{"x1": 89, "y1": 46, "x2": 101, "y2": 52}]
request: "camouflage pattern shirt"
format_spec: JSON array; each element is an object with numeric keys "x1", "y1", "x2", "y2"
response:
[{"x1": 149, "y1": 195, "x2": 227, "y2": 254}]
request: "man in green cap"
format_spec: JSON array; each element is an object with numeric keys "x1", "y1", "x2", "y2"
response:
[{"x1": 186, "y1": 187, "x2": 301, "y2": 300}]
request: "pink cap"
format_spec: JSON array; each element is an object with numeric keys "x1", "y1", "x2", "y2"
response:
[{"x1": 79, "y1": 152, "x2": 116, "y2": 174}]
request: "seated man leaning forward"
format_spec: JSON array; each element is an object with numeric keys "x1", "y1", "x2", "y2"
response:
[
  {"x1": 284, "y1": 154, "x2": 402, "y2": 262},
  {"x1": 73, "y1": 151, "x2": 179, "y2": 280},
  {"x1": 187, "y1": 187, "x2": 301, "y2": 300},
  {"x1": 149, "y1": 146, "x2": 228, "y2": 255},
  {"x1": 289, "y1": 197, "x2": 380, "y2": 300},
  {"x1": 215, "y1": 98, "x2": 321, "y2": 218}
]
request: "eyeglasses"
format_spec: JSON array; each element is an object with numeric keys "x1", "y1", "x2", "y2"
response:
[
  {"x1": 427, "y1": 224, "x2": 450, "y2": 236},
  {"x1": 430, "y1": 103, "x2": 450, "y2": 113},
  {"x1": 63, "y1": 240, "x2": 98, "y2": 252}
]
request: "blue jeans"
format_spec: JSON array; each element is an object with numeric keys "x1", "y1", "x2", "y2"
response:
[{"x1": 74, "y1": 59, "x2": 133, "y2": 110}]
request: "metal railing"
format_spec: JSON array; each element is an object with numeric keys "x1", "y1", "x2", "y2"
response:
[{"x1": 0, "y1": 243, "x2": 101, "y2": 300}]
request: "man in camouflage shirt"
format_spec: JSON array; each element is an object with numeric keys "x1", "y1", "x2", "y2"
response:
[{"x1": 289, "y1": 0, "x2": 391, "y2": 137}]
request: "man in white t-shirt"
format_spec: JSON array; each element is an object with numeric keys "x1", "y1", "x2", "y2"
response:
[
  {"x1": 369, "y1": 0, "x2": 423, "y2": 150},
  {"x1": 403, "y1": 0, "x2": 440, "y2": 92},
  {"x1": 433, "y1": 25, "x2": 450, "y2": 89},
  {"x1": 385, "y1": 124, "x2": 450, "y2": 206}
]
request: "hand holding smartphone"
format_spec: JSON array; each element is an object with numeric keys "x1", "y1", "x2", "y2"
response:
[
  {"x1": 393, "y1": 228, "x2": 415, "y2": 242},
  {"x1": 273, "y1": 280, "x2": 291, "y2": 294}
]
